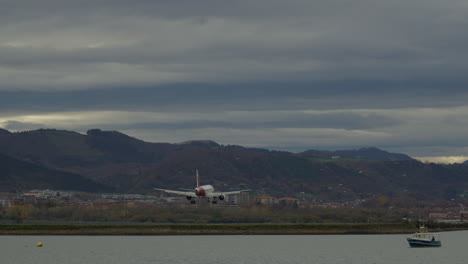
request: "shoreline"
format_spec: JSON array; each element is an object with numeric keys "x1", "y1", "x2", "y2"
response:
[{"x1": 1, "y1": 223, "x2": 466, "y2": 235}]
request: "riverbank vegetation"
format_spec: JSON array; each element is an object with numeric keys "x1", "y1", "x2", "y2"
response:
[
  {"x1": 2, "y1": 201, "x2": 467, "y2": 235},
  {"x1": 1, "y1": 222, "x2": 467, "y2": 235},
  {"x1": 1, "y1": 201, "x2": 413, "y2": 224}
]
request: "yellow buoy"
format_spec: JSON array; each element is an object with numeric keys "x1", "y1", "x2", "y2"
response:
[{"x1": 36, "y1": 242, "x2": 43, "y2": 247}]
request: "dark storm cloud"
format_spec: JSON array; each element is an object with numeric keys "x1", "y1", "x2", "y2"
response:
[
  {"x1": 1, "y1": 83, "x2": 468, "y2": 117},
  {"x1": 1, "y1": 0, "x2": 468, "y2": 91},
  {"x1": 86, "y1": 112, "x2": 400, "y2": 131},
  {"x1": 2, "y1": 0, "x2": 468, "y2": 159}
]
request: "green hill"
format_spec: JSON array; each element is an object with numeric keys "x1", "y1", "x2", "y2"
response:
[
  {"x1": 1, "y1": 128, "x2": 467, "y2": 204},
  {"x1": 0, "y1": 153, "x2": 111, "y2": 192}
]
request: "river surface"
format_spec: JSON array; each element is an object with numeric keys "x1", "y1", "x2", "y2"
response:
[{"x1": 1, "y1": 231, "x2": 467, "y2": 264}]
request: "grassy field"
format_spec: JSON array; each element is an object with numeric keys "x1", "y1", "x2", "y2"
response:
[{"x1": 1, "y1": 222, "x2": 466, "y2": 235}]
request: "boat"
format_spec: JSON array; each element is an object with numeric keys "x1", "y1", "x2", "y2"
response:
[{"x1": 406, "y1": 225, "x2": 441, "y2": 247}]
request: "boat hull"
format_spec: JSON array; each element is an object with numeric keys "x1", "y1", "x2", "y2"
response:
[{"x1": 407, "y1": 238, "x2": 441, "y2": 247}]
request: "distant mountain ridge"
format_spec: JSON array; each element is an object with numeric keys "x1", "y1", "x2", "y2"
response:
[
  {"x1": 332, "y1": 147, "x2": 413, "y2": 160},
  {"x1": 299, "y1": 147, "x2": 413, "y2": 161},
  {"x1": 0, "y1": 128, "x2": 467, "y2": 204},
  {"x1": 0, "y1": 128, "x2": 11, "y2": 135}
]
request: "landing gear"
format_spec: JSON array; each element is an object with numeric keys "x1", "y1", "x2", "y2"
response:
[
  {"x1": 190, "y1": 200, "x2": 196, "y2": 204},
  {"x1": 212, "y1": 201, "x2": 217, "y2": 204}
]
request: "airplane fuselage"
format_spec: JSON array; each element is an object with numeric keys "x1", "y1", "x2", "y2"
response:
[{"x1": 195, "y1": 184, "x2": 214, "y2": 197}]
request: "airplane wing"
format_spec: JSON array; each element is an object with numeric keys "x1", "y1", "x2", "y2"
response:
[
  {"x1": 154, "y1": 188, "x2": 194, "y2": 196},
  {"x1": 209, "y1": 190, "x2": 250, "y2": 197}
]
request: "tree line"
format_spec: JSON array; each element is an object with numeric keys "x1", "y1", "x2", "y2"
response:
[{"x1": 0, "y1": 200, "x2": 412, "y2": 224}]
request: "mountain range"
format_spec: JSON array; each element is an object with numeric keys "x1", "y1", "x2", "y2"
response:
[{"x1": 1, "y1": 128, "x2": 467, "y2": 204}]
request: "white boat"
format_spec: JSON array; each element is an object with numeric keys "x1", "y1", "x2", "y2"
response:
[{"x1": 406, "y1": 226, "x2": 441, "y2": 247}]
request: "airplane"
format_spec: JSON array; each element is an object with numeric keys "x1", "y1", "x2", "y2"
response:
[{"x1": 154, "y1": 170, "x2": 249, "y2": 204}]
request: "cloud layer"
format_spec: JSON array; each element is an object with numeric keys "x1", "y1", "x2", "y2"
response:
[
  {"x1": 1, "y1": 0, "x2": 468, "y2": 160},
  {"x1": 2, "y1": 0, "x2": 468, "y2": 90}
]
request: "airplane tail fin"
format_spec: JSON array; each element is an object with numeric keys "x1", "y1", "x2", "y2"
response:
[{"x1": 196, "y1": 169, "x2": 200, "y2": 187}]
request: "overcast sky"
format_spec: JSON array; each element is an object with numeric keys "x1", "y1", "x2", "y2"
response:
[{"x1": 1, "y1": 0, "x2": 468, "y2": 163}]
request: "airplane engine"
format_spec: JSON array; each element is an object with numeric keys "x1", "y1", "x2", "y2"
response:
[
  {"x1": 218, "y1": 195, "x2": 225, "y2": 201},
  {"x1": 186, "y1": 195, "x2": 193, "y2": 200}
]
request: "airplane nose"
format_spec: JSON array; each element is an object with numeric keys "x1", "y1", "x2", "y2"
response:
[{"x1": 195, "y1": 188, "x2": 199, "y2": 195}]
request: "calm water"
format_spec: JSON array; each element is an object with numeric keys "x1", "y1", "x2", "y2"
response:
[{"x1": 1, "y1": 231, "x2": 467, "y2": 264}]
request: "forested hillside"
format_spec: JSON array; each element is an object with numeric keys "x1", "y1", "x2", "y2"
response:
[{"x1": 1, "y1": 128, "x2": 467, "y2": 204}]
